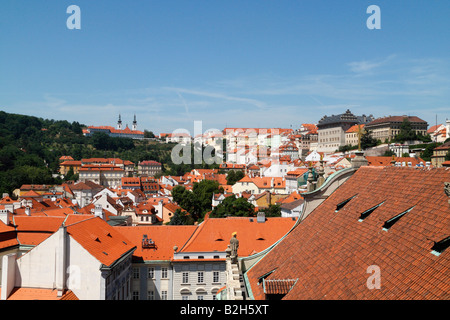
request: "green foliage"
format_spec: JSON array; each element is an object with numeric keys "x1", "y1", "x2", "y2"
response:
[
  {"x1": 420, "y1": 142, "x2": 441, "y2": 161},
  {"x1": 383, "y1": 150, "x2": 396, "y2": 157},
  {"x1": 168, "y1": 209, "x2": 194, "y2": 225},
  {"x1": 210, "y1": 195, "x2": 255, "y2": 218},
  {"x1": 144, "y1": 130, "x2": 155, "y2": 138},
  {"x1": 258, "y1": 204, "x2": 281, "y2": 217},
  {"x1": 171, "y1": 179, "x2": 222, "y2": 222},
  {"x1": 90, "y1": 132, "x2": 134, "y2": 151},
  {"x1": 445, "y1": 150, "x2": 450, "y2": 161},
  {"x1": 361, "y1": 130, "x2": 379, "y2": 150},
  {"x1": 0, "y1": 110, "x2": 223, "y2": 195},
  {"x1": 393, "y1": 118, "x2": 430, "y2": 143},
  {"x1": 226, "y1": 170, "x2": 245, "y2": 185}
]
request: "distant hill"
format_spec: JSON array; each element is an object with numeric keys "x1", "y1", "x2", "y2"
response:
[{"x1": 0, "y1": 110, "x2": 172, "y2": 195}]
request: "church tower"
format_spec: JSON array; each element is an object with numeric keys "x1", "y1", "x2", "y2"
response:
[
  {"x1": 132, "y1": 114, "x2": 137, "y2": 131},
  {"x1": 117, "y1": 114, "x2": 123, "y2": 130}
]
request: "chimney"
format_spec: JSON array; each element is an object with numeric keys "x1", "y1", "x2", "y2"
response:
[
  {"x1": 94, "y1": 204, "x2": 104, "y2": 220},
  {"x1": 1, "y1": 253, "x2": 17, "y2": 300},
  {"x1": 266, "y1": 192, "x2": 272, "y2": 205},
  {"x1": 155, "y1": 200, "x2": 164, "y2": 220},
  {"x1": 257, "y1": 211, "x2": 266, "y2": 223},
  {"x1": 0, "y1": 210, "x2": 10, "y2": 225},
  {"x1": 55, "y1": 226, "x2": 67, "y2": 297}
]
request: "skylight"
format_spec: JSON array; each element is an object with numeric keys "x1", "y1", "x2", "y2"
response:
[
  {"x1": 431, "y1": 236, "x2": 450, "y2": 256},
  {"x1": 335, "y1": 195, "x2": 357, "y2": 212},
  {"x1": 382, "y1": 206, "x2": 415, "y2": 231},
  {"x1": 358, "y1": 201, "x2": 384, "y2": 222}
]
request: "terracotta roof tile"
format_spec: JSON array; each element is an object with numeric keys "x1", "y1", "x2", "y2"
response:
[
  {"x1": 180, "y1": 217, "x2": 296, "y2": 257},
  {"x1": 246, "y1": 166, "x2": 450, "y2": 300},
  {"x1": 114, "y1": 225, "x2": 197, "y2": 261},
  {"x1": 66, "y1": 217, "x2": 136, "y2": 267},
  {"x1": 1, "y1": 288, "x2": 78, "y2": 300}
]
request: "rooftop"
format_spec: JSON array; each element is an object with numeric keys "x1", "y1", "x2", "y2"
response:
[{"x1": 246, "y1": 166, "x2": 450, "y2": 300}]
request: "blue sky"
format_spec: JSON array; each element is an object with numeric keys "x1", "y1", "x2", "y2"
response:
[{"x1": 1, "y1": 0, "x2": 449, "y2": 134}]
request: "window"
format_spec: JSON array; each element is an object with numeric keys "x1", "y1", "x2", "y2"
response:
[
  {"x1": 197, "y1": 295, "x2": 204, "y2": 300},
  {"x1": 182, "y1": 294, "x2": 190, "y2": 300},
  {"x1": 133, "y1": 267, "x2": 140, "y2": 279},
  {"x1": 161, "y1": 267, "x2": 168, "y2": 279},
  {"x1": 161, "y1": 290, "x2": 168, "y2": 300},
  {"x1": 213, "y1": 271, "x2": 220, "y2": 283},
  {"x1": 198, "y1": 272, "x2": 204, "y2": 284},
  {"x1": 147, "y1": 291, "x2": 154, "y2": 300},
  {"x1": 132, "y1": 291, "x2": 139, "y2": 300},
  {"x1": 148, "y1": 267, "x2": 154, "y2": 279},
  {"x1": 182, "y1": 272, "x2": 189, "y2": 284}
]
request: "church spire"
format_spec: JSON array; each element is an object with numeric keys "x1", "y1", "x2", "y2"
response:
[
  {"x1": 117, "y1": 114, "x2": 123, "y2": 130},
  {"x1": 132, "y1": 114, "x2": 137, "y2": 131}
]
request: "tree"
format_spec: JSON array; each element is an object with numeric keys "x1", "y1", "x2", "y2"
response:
[
  {"x1": 226, "y1": 170, "x2": 244, "y2": 185},
  {"x1": 361, "y1": 130, "x2": 378, "y2": 150},
  {"x1": 394, "y1": 118, "x2": 418, "y2": 143},
  {"x1": 168, "y1": 209, "x2": 194, "y2": 225},
  {"x1": 445, "y1": 150, "x2": 450, "y2": 161},
  {"x1": 258, "y1": 204, "x2": 281, "y2": 217},
  {"x1": 420, "y1": 142, "x2": 440, "y2": 161},
  {"x1": 144, "y1": 130, "x2": 155, "y2": 138},
  {"x1": 383, "y1": 150, "x2": 396, "y2": 157},
  {"x1": 210, "y1": 195, "x2": 255, "y2": 218},
  {"x1": 172, "y1": 180, "x2": 222, "y2": 222}
]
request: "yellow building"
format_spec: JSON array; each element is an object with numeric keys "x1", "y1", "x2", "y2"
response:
[{"x1": 431, "y1": 141, "x2": 450, "y2": 167}]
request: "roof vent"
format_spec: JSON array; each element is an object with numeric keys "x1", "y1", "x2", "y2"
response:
[
  {"x1": 335, "y1": 195, "x2": 357, "y2": 212},
  {"x1": 257, "y1": 211, "x2": 266, "y2": 223},
  {"x1": 382, "y1": 206, "x2": 415, "y2": 231},
  {"x1": 431, "y1": 236, "x2": 450, "y2": 256},
  {"x1": 358, "y1": 201, "x2": 384, "y2": 222}
]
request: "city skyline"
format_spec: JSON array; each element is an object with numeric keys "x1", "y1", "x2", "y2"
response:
[{"x1": 1, "y1": 0, "x2": 449, "y2": 134}]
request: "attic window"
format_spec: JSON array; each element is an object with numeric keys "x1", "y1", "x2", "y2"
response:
[
  {"x1": 382, "y1": 206, "x2": 415, "y2": 231},
  {"x1": 95, "y1": 237, "x2": 101, "y2": 242},
  {"x1": 107, "y1": 233, "x2": 112, "y2": 237},
  {"x1": 335, "y1": 195, "x2": 357, "y2": 212},
  {"x1": 358, "y1": 201, "x2": 384, "y2": 222},
  {"x1": 431, "y1": 236, "x2": 450, "y2": 256}
]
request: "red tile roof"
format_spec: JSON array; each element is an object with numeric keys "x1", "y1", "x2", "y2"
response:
[
  {"x1": 180, "y1": 216, "x2": 296, "y2": 257},
  {"x1": 346, "y1": 124, "x2": 365, "y2": 133},
  {"x1": 246, "y1": 166, "x2": 450, "y2": 300},
  {"x1": 367, "y1": 115, "x2": 427, "y2": 125},
  {"x1": 66, "y1": 217, "x2": 136, "y2": 267},
  {"x1": 366, "y1": 156, "x2": 426, "y2": 167},
  {"x1": 114, "y1": 225, "x2": 197, "y2": 261},
  {"x1": 1, "y1": 288, "x2": 78, "y2": 300}
]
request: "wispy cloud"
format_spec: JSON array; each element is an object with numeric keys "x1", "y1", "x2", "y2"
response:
[
  {"x1": 347, "y1": 54, "x2": 397, "y2": 74},
  {"x1": 7, "y1": 54, "x2": 449, "y2": 133}
]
